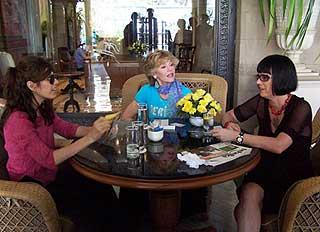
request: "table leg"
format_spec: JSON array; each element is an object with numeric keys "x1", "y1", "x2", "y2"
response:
[{"x1": 149, "y1": 190, "x2": 181, "y2": 232}]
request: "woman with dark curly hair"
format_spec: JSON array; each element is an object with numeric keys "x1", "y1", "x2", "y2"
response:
[{"x1": 0, "y1": 56, "x2": 123, "y2": 231}]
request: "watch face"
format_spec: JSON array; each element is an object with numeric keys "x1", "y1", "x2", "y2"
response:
[{"x1": 236, "y1": 136, "x2": 243, "y2": 144}]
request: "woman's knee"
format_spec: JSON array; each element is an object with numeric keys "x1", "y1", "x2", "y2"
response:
[{"x1": 239, "y1": 182, "x2": 264, "y2": 205}]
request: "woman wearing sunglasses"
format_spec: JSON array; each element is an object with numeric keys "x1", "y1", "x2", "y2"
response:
[
  {"x1": 0, "y1": 56, "x2": 121, "y2": 230},
  {"x1": 211, "y1": 54, "x2": 313, "y2": 232}
]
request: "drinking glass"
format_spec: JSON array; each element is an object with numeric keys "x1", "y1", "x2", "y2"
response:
[
  {"x1": 132, "y1": 121, "x2": 146, "y2": 153},
  {"x1": 126, "y1": 125, "x2": 140, "y2": 159},
  {"x1": 203, "y1": 113, "x2": 213, "y2": 132},
  {"x1": 137, "y1": 103, "x2": 148, "y2": 125}
]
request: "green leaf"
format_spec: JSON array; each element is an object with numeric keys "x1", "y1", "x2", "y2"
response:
[
  {"x1": 259, "y1": 0, "x2": 266, "y2": 25},
  {"x1": 267, "y1": 0, "x2": 276, "y2": 43},
  {"x1": 282, "y1": 0, "x2": 288, "y2": 17},
  {"x1": 285, "y1": 0, "x2": 296, "y2": 41}
]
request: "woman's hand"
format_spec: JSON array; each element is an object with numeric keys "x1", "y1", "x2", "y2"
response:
[
  {"x1": 86, "y1": 117, "x2": 112, "y2": 143},
  {"x1": 211, "y1": 127, "x2": 238, "y2": 142},
  {"x1": 224, "y1": 121, "x2": 241, "y2": 132}
]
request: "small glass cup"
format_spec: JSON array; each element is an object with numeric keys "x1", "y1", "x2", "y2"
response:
[
  {"x1": 203, "y1": 113, "x2": 214, "y2": 132},
  {"x1": 137, "y1": 103, "x2": 148, "y2": 126},
  {"x1": 126, "y1": 125, "x2": 140, "y2": 159},
  {"x1": 132, "y1": 121, "x2": 146, "y2": 153}
]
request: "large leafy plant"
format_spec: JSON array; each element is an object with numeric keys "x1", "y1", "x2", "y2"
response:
[{"x1": 259, "y1": 0, "x2": 316, "y2": 48}]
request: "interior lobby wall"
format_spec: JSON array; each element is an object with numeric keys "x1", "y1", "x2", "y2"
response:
[
  {"x1": 234, "y1": 0, "x2": 320, "y2": 132},
  {"x1": 0, "y1": 0, "x2": 28, "y2": 61}
]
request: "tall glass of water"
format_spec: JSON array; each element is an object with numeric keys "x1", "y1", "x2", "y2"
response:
[
  {"x1": 203, "y1": 113, "x2": 213, "y2": 132},
  {"x1": 137, "y1": 103, "x2": 148, "y2": 125},
  {"x1": 132, "y1": 121, "x2": 146, "y2": 153},
  {"x1": 126, "y1": 125, "x2": 140, "y2": 159}
]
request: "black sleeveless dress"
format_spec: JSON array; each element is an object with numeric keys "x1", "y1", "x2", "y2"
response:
[{"x1": 234, "y1": 94, "x2": 314, "y2": 213}]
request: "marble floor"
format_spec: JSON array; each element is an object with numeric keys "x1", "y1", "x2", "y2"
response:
[{"x1": 53, "y1": 63, "x2": 239, "y2": 232}]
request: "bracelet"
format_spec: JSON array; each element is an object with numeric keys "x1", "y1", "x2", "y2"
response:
[{"x1": 223, "y1": 121, "x2": 233, "y2": 128}]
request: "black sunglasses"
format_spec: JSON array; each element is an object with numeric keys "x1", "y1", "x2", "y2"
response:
[
  {"x1": 46, "y1": 72, "x2": 57, "y2": 85},
  {"x1": 256, "y1": 73, "x2": 272, "y2": 82}
]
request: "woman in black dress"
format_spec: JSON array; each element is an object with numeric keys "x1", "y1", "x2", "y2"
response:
[{"x1": 212, "y1": 54, "x2": 313, "y2": 232}]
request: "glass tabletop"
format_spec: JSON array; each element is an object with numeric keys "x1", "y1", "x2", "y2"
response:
[{"x1": 73, "y1": 120, "x2": 259, "y2": 180}]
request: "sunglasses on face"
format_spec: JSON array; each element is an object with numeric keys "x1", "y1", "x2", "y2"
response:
[
  {"x1": 46, "y1": 72, "x2": 57, "y2": 85},
  {"x1": 256, "y1": 73, "x2": 272, "y2": 82}
]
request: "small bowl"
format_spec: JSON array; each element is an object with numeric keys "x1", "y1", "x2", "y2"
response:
[{"x1": 147, "y1": 129, "x2": 164, "y2": 142}]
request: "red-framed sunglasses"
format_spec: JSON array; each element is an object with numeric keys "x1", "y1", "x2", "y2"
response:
[{"x1": 256, "y1": 73, "x2": 272, "y2": 82}]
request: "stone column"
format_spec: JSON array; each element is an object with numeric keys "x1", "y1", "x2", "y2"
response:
[
  {"x1": 85, "y1": 0, "x2": 92, "y2": 46},
  {"x1": 52, "y1": 0, "x2": 67, "y2": 54},
  {"x1": 25, "y1": 0, "x2": 42, "y2": 54}
]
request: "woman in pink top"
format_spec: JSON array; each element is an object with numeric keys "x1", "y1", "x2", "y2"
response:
[
  {"x1": 0, "y1": 56, "x2": 125, "y2": 231},
  {"x1": 1, "y1": 56, "x2": 111, "y2": 185}
]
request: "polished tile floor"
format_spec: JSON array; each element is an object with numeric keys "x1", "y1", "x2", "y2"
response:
[{"x1": 53, "y1": 63, "x2": 239, "y2": 232}]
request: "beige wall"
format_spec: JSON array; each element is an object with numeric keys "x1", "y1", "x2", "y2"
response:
[{"x1": 235, "y1": 0, "x2": 320, "y2": 131}]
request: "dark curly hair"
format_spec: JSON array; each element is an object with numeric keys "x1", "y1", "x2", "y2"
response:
[{"x1": 0, "y1": 56, "x2": 55, "y2": 129}]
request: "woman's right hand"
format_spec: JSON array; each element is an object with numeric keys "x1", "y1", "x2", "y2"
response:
[{"x1": 86, "y1": 117, "x2": 112, "y2": 143}]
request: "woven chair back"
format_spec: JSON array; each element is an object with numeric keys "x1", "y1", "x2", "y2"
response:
[
  {"x1": 0, "y1": 180, "x2": 61, "y2": 231},
  {"x1": 278, "y1": 177, "x2": 320, "y2": 231},
  {"x1": 121, "y1": 73, "x2": 228, "y2": 122}
]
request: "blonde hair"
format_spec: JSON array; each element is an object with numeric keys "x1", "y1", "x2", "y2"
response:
[{"x1": 143, "y1": 50, "x2": 179, "y2": 86}]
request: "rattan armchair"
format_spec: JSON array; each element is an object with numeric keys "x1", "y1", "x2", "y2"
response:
[
  {"x1": 0, "y1": 180, "x2": 74, "y2": 232},
  {"x1": 278, "y1": 176, "x2": 320, "y2": 231},
  {"x1": 121, "y1": 73, "x2": 228, "y2": 122}
]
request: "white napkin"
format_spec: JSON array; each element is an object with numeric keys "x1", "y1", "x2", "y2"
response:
[{"x1": 177, "y1": 151, "x2": 206, "y2": 168}]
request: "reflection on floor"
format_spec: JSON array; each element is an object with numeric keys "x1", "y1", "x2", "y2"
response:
[
  {"x1": 53, "y1": 62, "x2": 121, "y2": 113},
  {"x1": 53, "y1": 63, "x2": 239, "y2": 232}
]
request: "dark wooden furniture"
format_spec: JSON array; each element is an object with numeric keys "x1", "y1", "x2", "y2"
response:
[
  {"x1": 54, "y1": 71, "x2": 84, "y2": 112},
  {"x1": 105, "y1": 55, "x2": 143, "y2": 92},
  {"x1": 69, "y1": 126, "x2": 260, "y2": 231}
]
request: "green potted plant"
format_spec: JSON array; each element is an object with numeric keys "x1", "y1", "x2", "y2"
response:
[{"x1": 259, "y1": 0, "x2": 320, "y2": 64}]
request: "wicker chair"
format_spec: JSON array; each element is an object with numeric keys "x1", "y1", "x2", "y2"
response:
[
  {"x1": 278, "y1": 176, "x2": 320, "y2": 231},
  {"x1": 121, "y1": 73, "x2": 228, "y2": 122}
]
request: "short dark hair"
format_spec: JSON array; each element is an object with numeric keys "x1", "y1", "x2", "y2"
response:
[{"x1": 257, "y1": 54, "x2": 297, "y2": 95}]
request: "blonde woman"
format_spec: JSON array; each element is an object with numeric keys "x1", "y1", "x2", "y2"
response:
[{"x1": 122, "y1": 50, "x2": 192, "y2": 121}]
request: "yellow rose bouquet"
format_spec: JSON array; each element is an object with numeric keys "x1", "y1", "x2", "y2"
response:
[{"x1": 176, "y1": 89, "x2": 222, "y2": 118}]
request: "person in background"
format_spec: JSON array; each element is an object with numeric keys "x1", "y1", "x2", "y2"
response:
[
  {"x1": 74, "y1": 43, "x2": 89, "y2": 71},
  {"x1": 0, "y1": 56, "x2": 124, "y2": 231},
  {"x1": 211, "y1": 54, "x2": 313, "y2": 232},
  {"x1": 122, "y1": 49, "x2": 192, "y2": 121}
]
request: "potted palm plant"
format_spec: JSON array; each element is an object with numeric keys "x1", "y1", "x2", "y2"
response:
[{"x1": 259, "y1": 0, "x2": 320, "y2": 64}]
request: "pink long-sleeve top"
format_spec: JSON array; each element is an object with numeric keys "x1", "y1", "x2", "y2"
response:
[{"x1": 4, "y1": 111, "x2": 79, "y2": 185}]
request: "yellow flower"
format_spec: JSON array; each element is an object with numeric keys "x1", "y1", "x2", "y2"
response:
[
  {"x1": 184, "y1": 93, "x2": 192, "y2": 100},
  {"x1": 176, "y1": 98, "x2": 186, "y2": 107},
  {"x1": 208, "y1": 108, "x2": 217, "y2": 116},
  {"x1": 192, "y1": 93, "x2": 201, "y2": 101},
  {"x1": 197, "y1": 104, "x2": 207, "y2": 113},
  {"x1": 215, "y1": 103, "x2": 222, "y2": 112},
  {"x1": 182, "y1": 100, "x2": 193, "y2": 113},
  {"x1": 199, "y1": 99, "x2": 209, "y2": 107},
  {"x1": 195, "y1": 89, "x2": 206, "y2": 97},
  {"x1": 203, "y1": 93, "x2": 214, "y2": 102},
  {"x1": 189, "y1": 107, "x2": 196, "y2": 115}
]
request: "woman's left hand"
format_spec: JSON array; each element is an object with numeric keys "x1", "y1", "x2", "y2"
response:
[{"x1": 211, "y1": 127, "x2": 238, "y2": 142}]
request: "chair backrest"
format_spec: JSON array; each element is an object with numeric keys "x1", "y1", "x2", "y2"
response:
[
  {"x1": 121, "y1": 73, "x2": 228, "y2": 122},
  {"x1": 312, "y1": 107, "x2": 320, "y2": 144},
  {"x1": 278, "y1": 176, "x2": 320, "y2": 232},
  {"x1": 0, "y1": 179, "x2": 62, "y2": 231}
]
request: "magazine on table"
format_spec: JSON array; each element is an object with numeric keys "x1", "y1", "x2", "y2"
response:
[{"x1": 191, "y1": 142, "x2": 252, "y2": 165}]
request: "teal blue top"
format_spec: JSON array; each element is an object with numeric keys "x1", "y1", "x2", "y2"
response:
[{"x1": 135, "y1": 84, "x2": 192, "y2": 121}]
